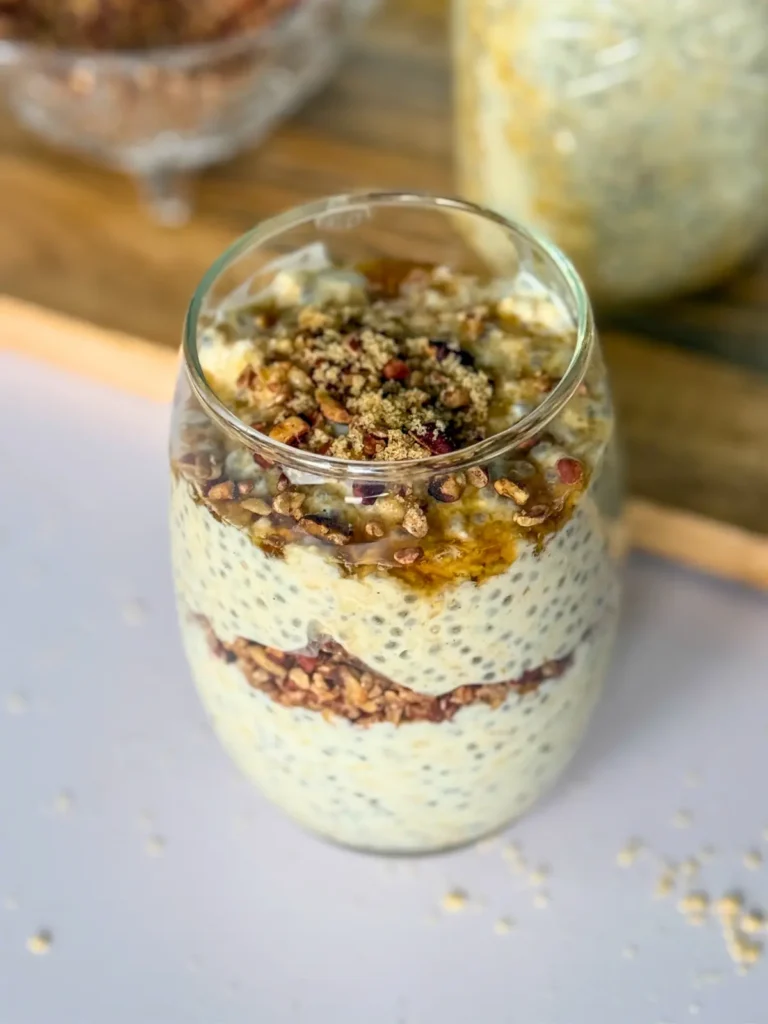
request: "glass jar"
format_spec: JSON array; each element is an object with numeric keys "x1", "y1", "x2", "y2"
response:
[
  {"x1": 170, "y1": 192, "x2": 624, "y2": 854},
  {"x1": 454, "y1": 0, "x2": 768, "y2": 305}
]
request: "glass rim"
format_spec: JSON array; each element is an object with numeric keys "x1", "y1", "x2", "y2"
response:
[{"x1": 182, "y1": 190, "x2": 596, "y2": 483}]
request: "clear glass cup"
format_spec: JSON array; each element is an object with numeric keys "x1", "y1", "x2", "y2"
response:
[
  {"x1": 0, "y1": 0, "x2": 365, "y2": 225},
  {"x1": 170, "y1": 191, "x2": 625, "y2": 854},
  {"x1": 453, "y1": 0, "x2": 768, "y2": 305}
]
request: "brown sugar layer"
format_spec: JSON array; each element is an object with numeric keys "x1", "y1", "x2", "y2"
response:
[{"x1": 199, "y1": 615, "x2": 576, "y2": 727}]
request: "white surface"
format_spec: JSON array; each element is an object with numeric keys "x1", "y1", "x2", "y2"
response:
[{"x1": 1, "y1": 352, "x2": 767, "y2": 1024}]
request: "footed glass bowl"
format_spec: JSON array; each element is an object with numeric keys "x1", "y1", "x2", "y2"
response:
[{"x1": 0, "y1": 0, "x2": 371, "y2": 224}]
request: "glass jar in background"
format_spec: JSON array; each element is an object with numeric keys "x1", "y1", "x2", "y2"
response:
[
  {"x1": 453, "y1": 0, "x2": 768, "y2": 305},
  {"x1": 170, "y1": 192, "x2": 624, "y2": 854}
]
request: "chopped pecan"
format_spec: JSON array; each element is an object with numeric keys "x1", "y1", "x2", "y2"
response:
[
  {"x1": 513, "y1": 504, "x2": 551, "y2": 527},
  {"x1": 393, "y1": 546, "x2": 423, "y2": 565},
  {"x1": 240, "y1": 497, "x2": 272, "y2": 516},
  {"x1": 442, "y1": 387, "x2": 470, "y2": 410},
  {"x1": 402, "y1": 505, "x2": 429, "y2": 538},
  {"x1": 466, "y1": 465, "x2": 489, "y2": 488},
  {"x1": 365, "y1": 520, "x2": 385, "y2": 539},
  {"x1": 236, "y1": 480, "x2": 255, "y2": 498},
  {"x1": 206, "y1": 480, "x2": 235, "y2": 500},
  {"x1": 428, "y1": 474, "x2": 464, "y2": 503},
  {"x1": 269, "y1": 416, "x2": 310, "y2": 445},
  {"x1": 494, "y1": 478, "x2": 530, "y2": 504},
  {"x1": 272, "y1": 491, "x2": 305, "y2": 519},
  {"x1": 316, "y1": 390, "x2": 351, "y2": 424},
  {"x1": 297, "y1": 515, "x2": 330, "y2": 539},
  {"x1": 288, "y1": 366, "x2": 313, "y2": 391},
  {"x1": 252, "y1": 451, "x2": 275, "y2": 470}
]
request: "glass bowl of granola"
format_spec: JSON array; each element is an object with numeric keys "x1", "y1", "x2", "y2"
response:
[
  {"x1": 0, "y1": 0, "x2": 365, "y2": 224},
  {"x1": 170, "y1": 191, "x2": 625, "y2": 854}
]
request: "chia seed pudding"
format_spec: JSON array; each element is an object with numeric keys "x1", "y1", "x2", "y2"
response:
[
  {"x1": 454, "y1": 0, "x2": 768, "y2": 304},
  {"x1": 170, "y1": 233, "x2": 623, "y2": 853}
]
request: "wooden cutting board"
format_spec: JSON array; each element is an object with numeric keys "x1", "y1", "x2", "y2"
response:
[{"x1": 1, "y1": 0, "x2": 767, "y2": 586}]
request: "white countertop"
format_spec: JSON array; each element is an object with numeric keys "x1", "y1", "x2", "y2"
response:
[{"x1": 1, "y1": 353, "x2": 767, "y2": 1024}]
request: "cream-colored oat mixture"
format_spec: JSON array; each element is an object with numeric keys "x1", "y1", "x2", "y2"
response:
[{"x1": 170, "y1": 262, "x2": 622, "y2": 851}]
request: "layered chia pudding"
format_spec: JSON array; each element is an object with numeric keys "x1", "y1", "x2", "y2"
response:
[
  {"x1": 454, "y1": 0, "x2": 768, "y2": 303},
  {"x1": 170, "y1": 195, "x2": 623, "y2": 853}
]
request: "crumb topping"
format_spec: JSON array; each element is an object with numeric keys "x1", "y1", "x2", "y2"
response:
[{"x1": 172, "y1": 262, "x2": 612, "y2": 586}]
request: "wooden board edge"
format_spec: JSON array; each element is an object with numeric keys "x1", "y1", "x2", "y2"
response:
[{"x1": 3, "y1": 293, "x2": 768, "y2": 590}]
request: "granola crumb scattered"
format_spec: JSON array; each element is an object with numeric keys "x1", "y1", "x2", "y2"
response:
[
  {"x1": 528, "y1": 866, "x2": 550, "y2": 887},
  {"x1": 532, "y1": 891, "x2": 550, "y2": 909},
  {"x1": 672, "y1": 809, "x2": 693, "y2": 829},
  {"x1": 680, "y1": 857, "x2": 700, "y2": 880},
  {"x1": 740, "y1": 911, "x2": 766, "y2": 935},
  {"x1": 654, "y1": 870, "x2": 676, "y2": 900},
  {"x1": 616, "y1": 838, "x2": 644, "y2": 868},
  {"x1": 743, "y1": 849, "x2": 763, "y2": 871},
  {"x1": 53, "y1": 790, "x2": 74, "y2": 816},
  {"x1": 26, "y1": 930, "x2": 53, "y2": 955},
  {"x1": 494, "y1": 917, "x2": 515, "y2": 935},
  {"x1": 441, "y1": 889, "x2": 469, "y2": 913},
  {"x1": 678, "y1": 891, "x2": 710, "y2": 925},
  {"x1": 145, "y1": 834, "x2": 166, "y2": 857},
  {"x1": 5, "y1": 692, "x2": 27, "y2": 715}
]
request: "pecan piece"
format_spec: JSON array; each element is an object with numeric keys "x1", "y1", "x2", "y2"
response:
[
  {"x1": 513, "y1": 505, "x2": 551, "y2": 527},
  {"x1": 252, "y1": 451, "x2": 275, "y2": 470},
  {"x1": 402, "y1": 505, "x2": 429, "y2": 538},
  {"x1": 428, "y1": 474, "x2": 464, "y2": 503},
  {"x1": 236, "y1": 480, "x2": 255, "y2": 498},
  {"x1": 316, "y1": 390, "x2": 351, "y2": 424},
  {"x1": 240, "y1": 497, "x2": 272, "y2": 517},
  {"x1": 206, "y1": 480, "x2": 235, "y2": 500},
  {"x1": 466, "y1": 465, "x2": 489, "y2": 488},
  {"x1": 269, "y1": 416, "x2": 310, "y2": 446},
  {"x1": 297, "y1": 515, "x2": 330, "y2": 539},
  {"x1": 494, "y1": 478, "x2": 530, "y2": 504},
  {"x1": 393, "y1": 546, "x2": 423, "y2": 565},
  {"x1": 441, "y1": 387, "x2": 470, "y2": 410},
  {"x1": 272, "y1": 491, "x2": 305, "y2": 519},
  {"x1": 365, "y1": 520, "x2": 385, "y2": 539}
]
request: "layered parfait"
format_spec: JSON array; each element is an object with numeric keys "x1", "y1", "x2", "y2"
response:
[{"x1": 171, "y1": 255, "x2": 622, "y2": 853}]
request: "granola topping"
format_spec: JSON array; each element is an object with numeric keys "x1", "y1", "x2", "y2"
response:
[{"x1": 201, "y1": 618, "x2": 575, "y2": 727}]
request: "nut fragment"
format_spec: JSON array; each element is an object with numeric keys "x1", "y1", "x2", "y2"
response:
[
  {"x1": 298, "y1": 515, "x2": 331, "y2": 539},
  {"x1": 268, "y1": 416, "x2": 310, "y2": 445},
  {"x1": 494, "y1": 478, "x2": 530, "y2": 504},
  {"x1": 272, "y1": 491, "x2": 305, "y2": 519},
  {"x1": 240, "y1": 497, "x2": 272, "y2": 516},
  {"x1": 466, "y1": 465, "x2": 489, "y2": 488},
  {"x1": 442, "y1": 387, "x2": 470, "y2": 409},
  {"x1": 206, "y1": 480, "x2": 235, "y2": 500},
  {"x1": 236, "y1": 480, "x2": 255, "y2": 497},
  {"x1": 288, "y1": 366, "x2": 312, "y2": 391},
  {"x1": 513, "y1": 505, "x2": 551, "y2": 527},
  {"x1": 428, "y1": 474, "x2": 464, "y2": 503},
  {"x1": 393, "y1": 546, "x2": 423, "y2": 565},
  {"x1": 402, "y1": 505, "x2": 429, "y2": 538},
  {"x1": 365, "y1": 520, "x2": 385, "y2": 539},
  {"x1": 316, "y1": 390, "x2": 351, "y2": 424},
  {"x1": 410, "y1": 426, "x2": 454, "y2": 455}
]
